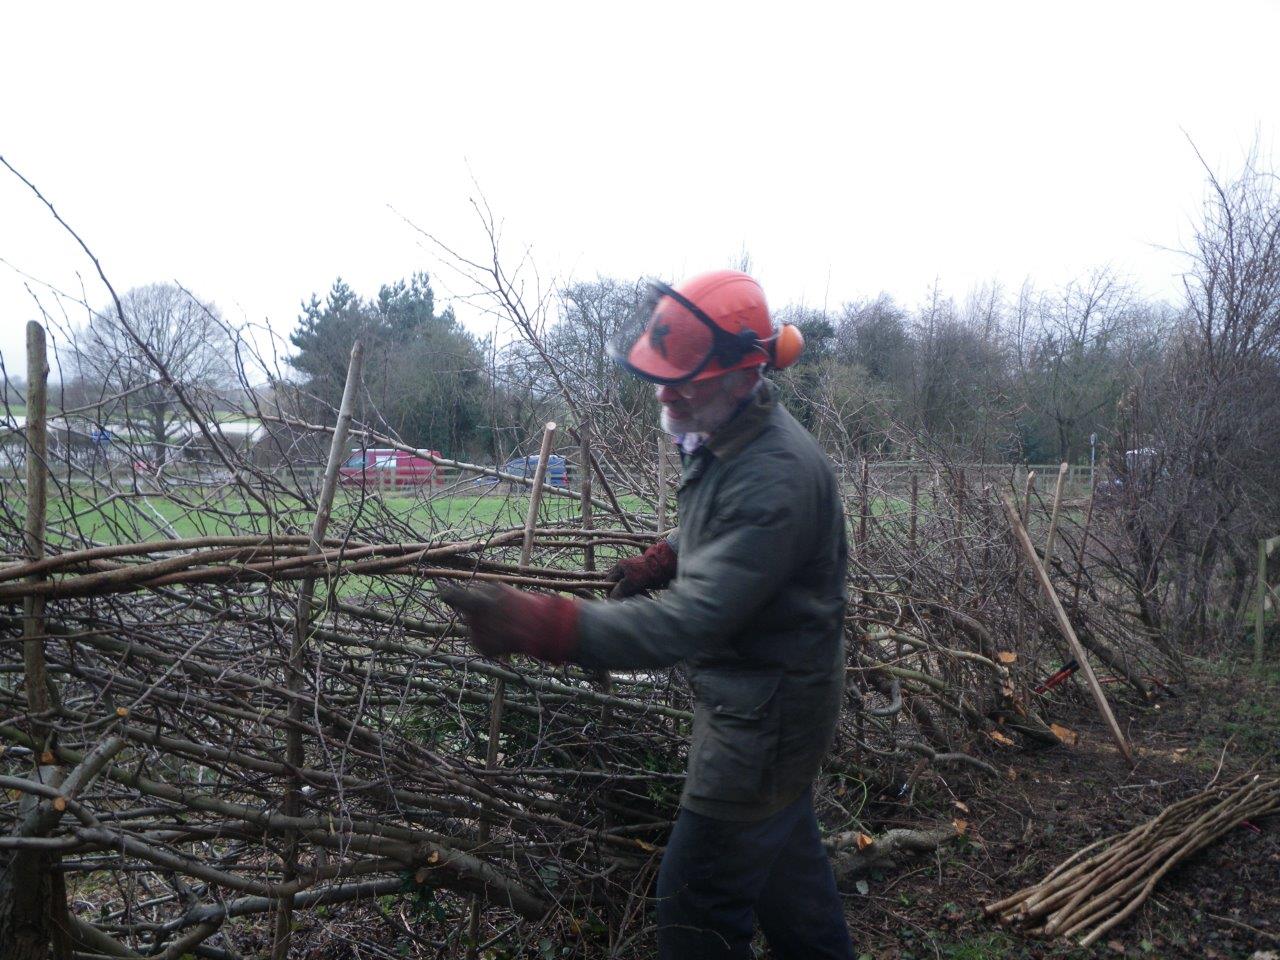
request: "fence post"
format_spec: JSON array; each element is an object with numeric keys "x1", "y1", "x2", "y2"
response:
[{"x1": 272, "y1": 340, "x2": 363, "y2": 960}]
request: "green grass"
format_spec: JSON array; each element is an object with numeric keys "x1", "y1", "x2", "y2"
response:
[{"x1": 21, "y1": 486, "x2": 624, "y2": 546}]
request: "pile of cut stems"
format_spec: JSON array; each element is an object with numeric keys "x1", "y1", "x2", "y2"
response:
[{"x1": 985, "y1": 773, "x2": 1280, "y2": 946}]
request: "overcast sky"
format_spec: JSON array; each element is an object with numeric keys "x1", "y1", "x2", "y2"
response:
[{"x1": 1, "y1": 1, "x2": 1276, "y2": 380}]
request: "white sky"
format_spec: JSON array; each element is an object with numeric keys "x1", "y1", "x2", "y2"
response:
[{"x1": 1, "y1": 0, "x2": 1277, "y2": 380}]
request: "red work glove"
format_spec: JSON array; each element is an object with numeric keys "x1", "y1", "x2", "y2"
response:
[
  {"x1": 438, "y1": 582, "x2": 579, "y2": 664},
  {"x1": 603, "y1": 539, "x2": 678, "y2": 599}
]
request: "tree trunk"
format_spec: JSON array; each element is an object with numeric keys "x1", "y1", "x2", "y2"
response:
[
  {"x1": 0, "y1": 851, "x2": 71, "y2": 960},
  {"x1": 151, "y1": 404, "x2": 167, "y2": 468}
]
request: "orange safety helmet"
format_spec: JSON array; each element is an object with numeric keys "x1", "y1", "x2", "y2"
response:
[{"x1": 611, "y1": 270, "x2": 805, "y2": 384}]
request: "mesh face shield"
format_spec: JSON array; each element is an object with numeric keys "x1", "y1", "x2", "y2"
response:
[{"x1": 608, "y1": 280, "x2": 767, "y2": 385}]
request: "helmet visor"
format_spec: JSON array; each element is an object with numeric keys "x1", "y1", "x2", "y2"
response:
[{"x1": 607, "y1": 281, "x2": 721, "y2": 384}]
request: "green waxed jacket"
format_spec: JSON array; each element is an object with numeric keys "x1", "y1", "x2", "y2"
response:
[{"x1": 574, "y1": 381, "x2": 849, "y2": 821}]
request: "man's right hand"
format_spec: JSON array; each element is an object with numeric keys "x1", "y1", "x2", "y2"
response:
[
  {"x1": 603, "y1": 538, "x2": 678, "y2": 599},
  {"x1": 438, "y1": 582, "x2": 579, "y2": 663}
]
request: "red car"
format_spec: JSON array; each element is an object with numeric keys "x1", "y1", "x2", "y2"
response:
[{"x1": 338, "y1": 448, "x2": 444, "y2": 487}]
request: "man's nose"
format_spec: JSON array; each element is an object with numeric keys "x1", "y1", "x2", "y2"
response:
[{"x1": 656, "y1": 384, "x2": 684, "y2": 404}]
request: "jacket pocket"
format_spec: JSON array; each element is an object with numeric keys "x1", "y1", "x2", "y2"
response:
[{"x1": 686, "y1": 671, "x2": 783, "y2": 807}]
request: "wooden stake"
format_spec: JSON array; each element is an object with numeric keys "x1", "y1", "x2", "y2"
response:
[
  {"x1": 9, "y1": 321, "x2": 68, "y2": 960},
  {"x1": 858, "y1": 457, "x2": 870, "y2": 551},
  {"x1": 471, "y1": 421, "x2": 556, "y2": 953},
  {"x1": 1043, "y1": 462, "x2": 1069, "y2": 565},
  {"x1": 1072, "y1": 484, "x2": 1098, "y2": 606},
  {"x1": 1002, "y1": 495, "x2": 1133, "y2": 765},
  {"x1": 22, "y1": 321, "x2": 52, "y2": 730},
  {"x1": 906, "y1": 473, "x2": 916, "y2": 570},
  {"x1": 272, "y1": 340, "x2": 363, "y2": 960},
  {"x1": 579, "y1": 423, "x2": 594, "y2": 573},
  {"x1": 520, "y1": 423, "x2": 557, "y2": 568}
]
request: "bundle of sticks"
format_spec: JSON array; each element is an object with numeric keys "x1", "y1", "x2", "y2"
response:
[{"x1": 985, "y1": 773, "x2": 1280, "y2": 946}]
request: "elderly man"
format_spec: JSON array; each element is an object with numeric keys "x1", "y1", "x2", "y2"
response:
[{"x1": 441, "y1": 270, "x2": 853, "y2": 959}]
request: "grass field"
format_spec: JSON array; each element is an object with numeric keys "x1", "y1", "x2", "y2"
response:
[
  {"x1": 30, "y1": 486, "x2": 605, "y2": 544},
  {"x1": 1, "y1": 476, "x2": 932, "y2": 550}
]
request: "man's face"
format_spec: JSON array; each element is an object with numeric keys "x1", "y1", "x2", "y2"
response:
[{"x1": 656, "y1": 371, "x2": 755, "y2": 436}]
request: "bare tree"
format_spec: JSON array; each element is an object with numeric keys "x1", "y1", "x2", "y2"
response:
[
  {"x1": 71, "y1": 283, "x2": 235, "y2": 466},
  {"x1": 1008, "y1": 270, "x2": 1167, "y2": 462},
  {"x1": 1102, "y1": 154, "x2": 1280, "y2": 654}
]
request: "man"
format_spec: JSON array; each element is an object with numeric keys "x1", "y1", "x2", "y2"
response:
[{"x1": 441, "y1": 270, "x2": 854, "y2": 959}]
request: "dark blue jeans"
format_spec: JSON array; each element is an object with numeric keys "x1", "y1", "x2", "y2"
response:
[{"x1": 655, "y1": 788, "x2": 855, "y2": 960}]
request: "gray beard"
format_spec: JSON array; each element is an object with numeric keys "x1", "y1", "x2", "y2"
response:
[
  {"x1": 660, "y1": 407, "x2": 699, "y2": 436},
  {"x1": 660, "y1": 390, "x2": 742, "y2": 437}
]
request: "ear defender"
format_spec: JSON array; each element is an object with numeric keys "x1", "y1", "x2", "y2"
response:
[{"x1": 768, "y1": 324, "x2": 805, "y2": 370}]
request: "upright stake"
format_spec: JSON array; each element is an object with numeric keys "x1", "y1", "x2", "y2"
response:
[
  {"x1": 1072, "y1": 483, "x2": 1098, "y2": 606},
  {"x1": 1021, "y1": 470, "x2": 1037, "y2": 526},
  {"x1": 22, "y1": 322, "x2": 52, "y2": 734},
  {"x1": 1002, "y1": 495, "x2": 1133, "y2": 765},
  {"x1": 579, "y1": 423, "x2": 595, "y2": 573},
  {"x1": 2, "y1": 322, "x2": 70, "y2": 960},
  {"x1": 272, "y1": 341, "x2": 363, "y2": 960},
  {"x1": 907, "y1": 471, "x2": 919, "y2": 590},
  {"x1": 656, "y1": 440, "x2": 669, "y2": 536},
  {"x1": 1043, "y1": 462, "x2": 1069, "y2": 565},
  {"x1": 858, "y1": 457, "x2": 870, "y2": 550},
  {"x1": 470, "y1": 421, "x2": 556, "y2": 953},
  {"x1": 520, "y1": 423, "x2": 557, "y2": 568}
]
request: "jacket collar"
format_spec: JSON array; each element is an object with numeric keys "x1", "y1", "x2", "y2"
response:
[{"x1": 705, "y1": 379, "x2": 776, "y2": 462}]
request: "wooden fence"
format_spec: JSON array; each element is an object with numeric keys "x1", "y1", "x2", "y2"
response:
[{"x1": 857, "y1": 461, "x2": 1096, "y2": 500}]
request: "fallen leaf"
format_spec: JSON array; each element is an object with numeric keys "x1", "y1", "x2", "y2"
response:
[
  {"x1": 855, "y1": 831, "x2": 874, "y2": 850},
  {"x1": 40, "y1": 750, "x2": 55, "y2": 765},
  {"x1": 952, "y1": 818, "x2": 968, "y2": 835},
  {"x1": 1108, "y1": 940, "x2": 1125, "y2": 954},
  {"x1": 952, "y1": 800, "x2": 970, "y2": 813},
  {"x1": 635, "y1": 839, "x2": 657, "y2": 853},
  {"x1": 997, "y1": 651, "x2": 1018, "y2": 664},
  {"x1": 1050, "y1": 723, "x2": 1079, "y2": 746},
  {"x1": 988, "y1": 730, "x2": 1015, "y2": 747},
  {"x1": 115, "y1": 707, "x2": 129, "y2": 718},
  {"x1": 52, "y1": 796, "x2": 66, "y2": 812},
  {"x1": 855, "y1": 879, "x2": 870, "y2": 896}
]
